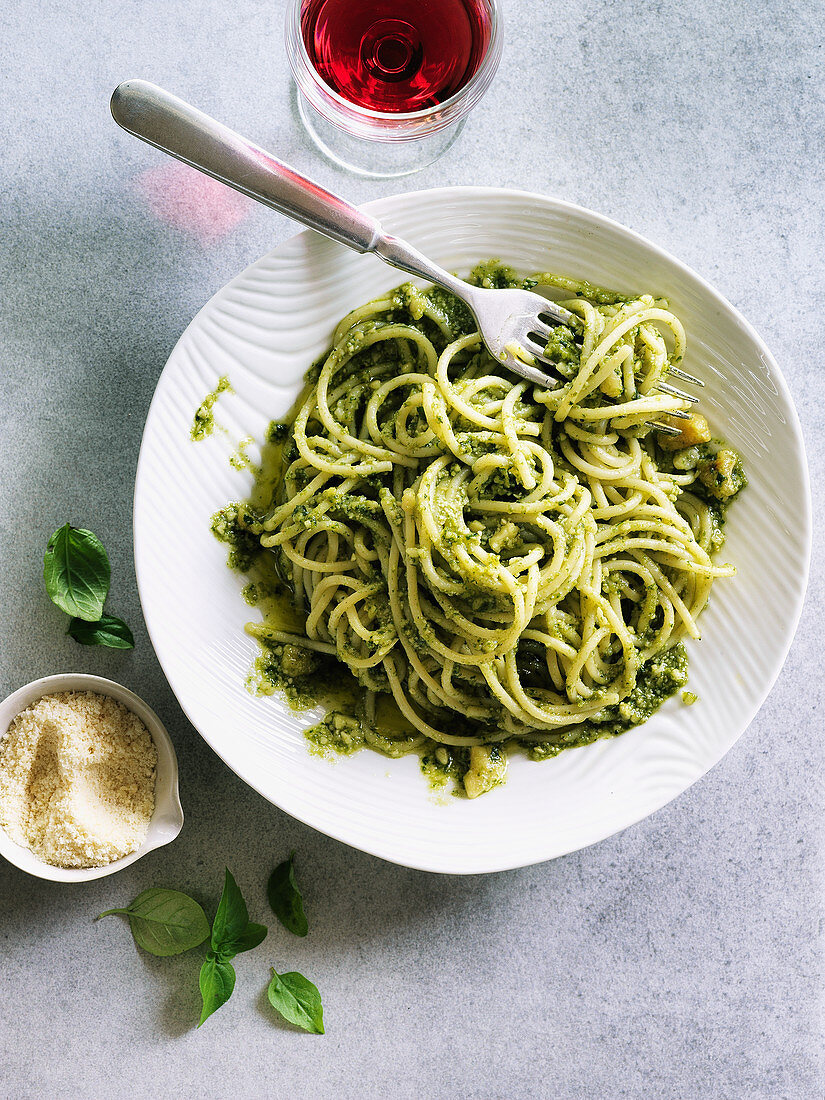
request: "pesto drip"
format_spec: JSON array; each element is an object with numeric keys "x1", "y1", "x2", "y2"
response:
[{"x1": 191, "y1": 376, "x2": 232, "y2": 441}]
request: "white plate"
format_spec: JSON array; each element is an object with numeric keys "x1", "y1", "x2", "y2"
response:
[{"x1": 134, "y1": 187, "x2": 811, "y2": 874}]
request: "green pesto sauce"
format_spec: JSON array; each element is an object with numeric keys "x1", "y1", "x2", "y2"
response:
[
  {"x1": 241, "y1": 582, "x2": 259, "y2": 606},
  {"x1": 418, "y1": 744, "x2": 510, "y2": 799},
  {"x1": 304, "y1": 712, "x2": 366, "y2": 757},
  {"x1": 211, "y1": 503, "x2": 261, "y2": 573},
  {"x1": 420, "y1": 747, "x2": 472, "y2": 796},
  {"x1": 521, "y1": 644, "x2": 690, "y2": 762},
  {"x1": 423, "y1": 285, "x2": 475, "y2": 336},
  {"x1": 250, "y1": 643, "x2": 359, "y2": 713},
  {"x1": 229, "y1": 435, "x2": 255, "y2": 471},
  {"x1": 191, "y1": 375, "x2": 232, "y2": 441},
  {"x1": 211, "y1": 420, "x2": 369, "y2": 716},
  {"x1": 465, "y1": 260, "x2": 629, "y2": 306},
  {"x1": 420, "y1": 749, "x2": 455, "y2": 792},
  {"x1": 469, "y1": 260, "x2": 523, "y2": 289},
  {"x1": 417, "y1": 647, "x2": 689, "y2": 790},
  {"x1": 305, "y1": 693, "x2": 422, "y2": 764}
]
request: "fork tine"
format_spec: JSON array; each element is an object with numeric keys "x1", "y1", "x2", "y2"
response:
[
  {"x1": 523, "y1": 331, "x2": 584, "y2": 359},
  {"x1": 669, "y1": 366, "x2": 704, "y2": 387},
  {"x1": 535, "y1": 301, "x2": 577, "y2": 327},
  {"x1": 524, "y1": 317, "x2": 560, "y2": 341},
  {"x1": 501, "y1": 353, "x2": 559, "y2": 390},
  {"x1": 525, "y1": 348, "x2": 568, "y2": 371},
  {"x1": 647, "y1": 420, "x2": 683, "y2": 435},
  {"x1": 656, "y1": 381, "x2": 700, "y2": 403},
  {"x1": 522, "y1": 332, "x2": 557, "y2": 355}
]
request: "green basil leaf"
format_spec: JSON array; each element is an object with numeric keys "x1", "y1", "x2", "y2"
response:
[
  {"x1": 198, "y1": 952, "x2": 236, "y2": 1027},
  {"x1": 267, "y1": 851, "x2": 308, "y2": 937},
  {"x1": 267, "y1": 969, "x2": 324, "y2": 1034},
  {"x1": 68, "y1": 614, "x2": 134, "y2": 649},
  {"x1": 226, "y1": 922, "x2": 268, "y2": 957},
  {"x1": 211, "y1": 868, "x2": 250, "y2": 954},
  {"x1": 96, "y1": 888, "x2": 210, "y2": 956},
  {"x1": 44, "y1": 524, "x2": 110, "y2": 621}
]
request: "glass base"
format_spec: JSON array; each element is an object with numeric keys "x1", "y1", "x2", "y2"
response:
[{"x1": 296, "y1": 88, "x2": 466, "y2": 178}]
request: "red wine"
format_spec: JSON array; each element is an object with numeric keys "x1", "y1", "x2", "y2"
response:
[{"x1": 300, "y1": 0, "x2": 492, "y2": 113}]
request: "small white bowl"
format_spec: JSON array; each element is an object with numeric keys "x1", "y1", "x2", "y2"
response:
[{"x1": 0, "y1": 673, "x2": 184, "y2": 882}]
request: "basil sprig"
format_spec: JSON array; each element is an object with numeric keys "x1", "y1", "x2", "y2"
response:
[
  {"x1": 198, "y1": 869, "x2": 268, "y2": 1027},
  {"x1": 98, "y1": 863, "x2": 325, "y2": 1032},
  {"x1": 267, "y1": 969, "x2": 325, "y2": 1034},
  {"x1": 43, "y1": 523, "x2": 134, "y2": 648},
  {"x1": 267, "y1": 851, "x2": 308, "y2": 937},
  {"x1": 97, "y1": 888, "x2": 210, "y2": 956}
]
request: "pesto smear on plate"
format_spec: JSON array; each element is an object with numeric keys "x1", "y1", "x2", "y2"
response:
[{"x1": 191, "y1": 375, "x2": 232, "y2": 441}]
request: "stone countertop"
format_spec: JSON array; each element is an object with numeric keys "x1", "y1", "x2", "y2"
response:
[{"x1": 1, "y1": 1, "x2": 823, "y2": 1096}]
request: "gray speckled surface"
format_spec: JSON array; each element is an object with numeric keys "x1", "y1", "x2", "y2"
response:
[{"x1": 1, "y1": 1, "x2": 823, "y2": 1096}]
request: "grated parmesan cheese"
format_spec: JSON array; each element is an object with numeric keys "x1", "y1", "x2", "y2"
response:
[{"x1": 0, "y1": 691, "x2": 157, "y2": 868}]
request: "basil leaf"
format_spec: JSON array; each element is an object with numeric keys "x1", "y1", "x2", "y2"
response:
[
  {"x1": 267, "y1": 851, "x2": 308, "y2": 937},
  {"x1": 198, "y1": 952, "x2": 236, "y2": 1027},
  {"x1": 267, "y1": 969, "x2": 324, "y2": 1034},
  {"x1": 44, "y1": 524, "x2": 110, "y2": 621},
  {"x1": 68, "y1": 614, "x2": 135, "y2": 649},
  {"x1": 227, "y1": 922, "x2": 268, "y2": 956},
  {"x1": 216, "y1": 922, "x2": 269, "y2": 960},
  {"x1": 97, "y1": 888, "x2": 210, "y2": 956},
  {"x1": 211, "y1": 868, "x2": 250, "y2": 954}
]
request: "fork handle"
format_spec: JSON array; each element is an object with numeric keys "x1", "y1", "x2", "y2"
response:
[
  {"x1": 111, "y1": 80, "x2": 385, "y2": 253},
  {"x1": 110, "y1": 78, "x2": 470, "y2": 303}
]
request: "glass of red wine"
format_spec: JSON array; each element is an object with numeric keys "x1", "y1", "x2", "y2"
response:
[{"x1": 285, "y1": 0, "x2": 502, "y2": 176}]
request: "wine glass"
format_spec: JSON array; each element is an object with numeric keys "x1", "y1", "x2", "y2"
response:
[{"x1": 284, "y1": 0, "x2": 503, "y2": 177}]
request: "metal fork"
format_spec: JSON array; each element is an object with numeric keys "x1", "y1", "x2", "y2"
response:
[{"x1": 110, "y1": 80, "x2": 699, "y2": 415}]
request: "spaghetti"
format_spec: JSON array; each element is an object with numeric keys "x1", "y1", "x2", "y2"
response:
[{"x1": 227, "y1": 264, "x2": 745, "y2": 797}]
